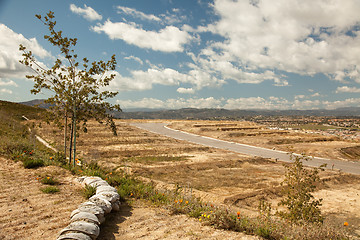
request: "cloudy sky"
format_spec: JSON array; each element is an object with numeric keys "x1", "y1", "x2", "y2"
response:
[{"x1": 1, "y1": 0, "x2": 360, "y2": 110}]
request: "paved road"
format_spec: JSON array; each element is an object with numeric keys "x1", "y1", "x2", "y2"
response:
[{"x1": 131, "y1": 122, "x2": 360, "y2": 175}]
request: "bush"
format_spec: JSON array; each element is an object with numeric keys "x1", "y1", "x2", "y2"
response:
[
  {"x1": 82, "y1": 184, "x2": 96, "y2": 199},
  {"x1": 40, "y1": 176, "x2": 59, "y2": 185},
  {"x1": 23, "y1": 158, "x2": 45, "y2": 169},
  {"x1": 277, "y1": 154, "x2": 325, "y2": 224}
]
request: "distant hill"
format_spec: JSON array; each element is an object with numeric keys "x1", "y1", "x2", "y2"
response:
[
  {"x1": 115, "y1": 107, "x2": 360, "y2": 120},
  {"x1": 20, "y1": 99, "x2": 53, "y2": 109},
  {"x1": 1, "y1": 100, "x2": 46, "y2": 120},
  {"x1": 19, "y1": 99, "x2": 360, "y2": 119}
]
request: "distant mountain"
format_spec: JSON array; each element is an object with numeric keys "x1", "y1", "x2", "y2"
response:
[
  {"x1": 18, "y1": 99, "x2": 360, "y2": 119},
  {"x1": 20, "y1": 99, "x2": 53, "y2": 109}
]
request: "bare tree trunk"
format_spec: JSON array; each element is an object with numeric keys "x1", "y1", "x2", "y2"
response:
[
  {"x1": 64, "y1": 110, "x2": 67, "y2": 162},
  {"x1": 69, "y1": 116, "x2": 74, "y2": 165},
  {"x1": 72, "y1": 100, "x2": 77, "y2": 166}
]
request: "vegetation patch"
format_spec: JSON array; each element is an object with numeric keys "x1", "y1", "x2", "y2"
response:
[
  {"x1": 23, "y1": 158, "x2": 45, "y2": 169},
  {"x1": 40, "y1": 176, "x2": 59, "y2": 185},
  {"x1": 40, "y1": 186, "x2": 60, "y2": 194},
  {"x1": 82, "y1": 184, "x2": 97, "y2": 199}
]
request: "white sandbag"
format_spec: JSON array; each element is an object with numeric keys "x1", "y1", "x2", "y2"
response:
[
  {"x1": 57, "y1": 232, "x2": 92, "y2": 240},
  {"x1": 97, "y1": 191, "x2": 120, "y2": 203},
  {"x1": 89, "y1": 195, "x2": 112, "y2": 214},
  {"x1": 59, "y1": 221, "x2": 100, "y2": 240},
  {"x1": 96, "y1": 185, "x2": 117, "y2": 194},
  {"x1": 70, "y1": 211, "x2": 100, "y2": 225}
]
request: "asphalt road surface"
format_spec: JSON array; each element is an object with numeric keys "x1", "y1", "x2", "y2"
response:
[{"x1": 131, "y1": 122, "x2": 360, "y2": 175}]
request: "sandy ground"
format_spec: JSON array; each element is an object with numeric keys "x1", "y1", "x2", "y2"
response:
[{"x1": 0, "y1": 157, "x2": 84, "y2": 240}]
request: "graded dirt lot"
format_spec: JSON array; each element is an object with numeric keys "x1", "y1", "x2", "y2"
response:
[{"x1": 32, "y1": 119, "x2": 360, "y2": 237}]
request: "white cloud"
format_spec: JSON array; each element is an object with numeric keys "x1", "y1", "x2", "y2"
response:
[
  {"x1": 92, "y1": 20, "x2": 193, "y2": 52},
  {"x1": 107, "y1": 64, "x2": 226, "y2": 93},
  {"x1": 117, "y1": 96, "x2": 360, "y2": 110},
  {"x1": 197, "y1": 0, "x2": 360, "y2": 85},
  {"x1": 0, "y1": 88, "x2": 12, "y2": 94},
  {"x1": 117, "y1": 97, "x2": 222, "y2": 109},
  {"x1": 124, "y1": 55, "x2": 143, "y2": 65},
  {"x1": 0, "y1": 24, "x2": 51, "y2": 79},
  {"x1": 322, "y1": 98, "x2": 360, "y2": 109},
  {"x1": 311, "y1": 92, "x2": 320, "y2": 97},
  {"x1": 0, "y1": 79, "x2": 18, "y2": 87},
  {"x1": 116, "y1": 6, "x2": 161, "y2": 22},
  {"x1": 70, "y1": 4, "x2": 102, "y2": 21},
  {"x1": 294, "y1": 95, "x2": 306, "y2": 99},
  {"x1": 336, "y1": 86, "x2": 360, "y2": 93},
  {"x1": 177, "y1": 87, "x2": 195, "y2": 94}
]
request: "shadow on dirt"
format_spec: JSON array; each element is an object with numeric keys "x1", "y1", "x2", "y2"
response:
[{"x1": 98, "y1": 202, "x2": 133, "y2": 240}]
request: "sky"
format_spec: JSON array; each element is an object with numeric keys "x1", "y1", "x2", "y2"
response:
[{"x1": 1, "y1": 0, "x2": 360, "y2": 110}]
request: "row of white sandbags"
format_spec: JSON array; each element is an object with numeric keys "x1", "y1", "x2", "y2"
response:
[{"x1": 57, "y1": 176, "x2": 121, "y2": 240}]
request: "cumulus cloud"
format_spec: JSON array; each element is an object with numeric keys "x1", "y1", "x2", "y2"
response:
[
  {"x1": 116, "y1": 5, "x2": 187, "y2": 25},
  {"x1": 177, "y1": 87, "x2": 195, "y2": 94},
  {"x1": 116, "y1": 96, "x2": 314, "y2": 110},
  {"x1": 70, "y1": 4, "x2": 102, "y2": 21},
  {"x1": 92, "y1": 20, "x2": 193, "y2": 52},
  {"x1": 117, "y1": 97, "x2": 222, "y2": 109},
  {"x1": 322, "y1": 98, "x2": 360, "y2": 109},
  {"x1": 0, "y1": 79, "x2": 18, "y2": 87},
  {"x1": 0, "y1": 88, "x2": 12, "y2": 94},
  {"x1": 124, "y1": 55, "x2": 144, "y2": 65},
  {"x1": 336, "y1": 86, "x2": 360, "y2": 93},
  {"x1": 107, "y1": 65, "x2": 225, "y2": 93},
  {"x1": 116, "y1": 96, "x2": 360, "y2": 110},
  {"x1": 0, "y1": 24, "x2": 51, "y2": 79},
  {"x1": 116, "y1": 6, "x2": 161, "y2": 22},
  {"x1": 197, "y1": 0, "x2": 360, "y2": 85}
]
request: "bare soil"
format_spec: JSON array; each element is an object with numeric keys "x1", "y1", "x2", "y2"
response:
[{"x1": 0, "y1": 157, "x2": 84, "y2": 240}]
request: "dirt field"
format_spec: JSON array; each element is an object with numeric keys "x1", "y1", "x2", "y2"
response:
[
  {"x1": 32, "y1": 119, "x2": 360, "y2": 236},
  {"x1": 0, "y1": 157, "x2": 84, "y2": 239}
]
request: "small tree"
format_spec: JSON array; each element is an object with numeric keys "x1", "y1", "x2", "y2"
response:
[
  {"x1": 277, "y1": 154, "x2": 325, "y2": 224},
  {"x1": 19, "y1": 11, "x2": 121, "y2": 165}
]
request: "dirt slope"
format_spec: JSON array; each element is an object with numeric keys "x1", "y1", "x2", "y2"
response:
[
  {"x1": 99, "y1": 201, "x2": 260, "y2": 240},
  {"x1": 0, "y1": 157, "x2": 84, "y2": 240}
]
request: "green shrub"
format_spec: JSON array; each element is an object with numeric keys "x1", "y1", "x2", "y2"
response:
[
  {"x1": 277, "y1": 154, "x2": 325, "y2": 224},
  {"x1": 40, "y1": 186, "x2": 60, "y2": 194},
  {"x1": 23, "y1": 158, "x2": 45, "y2": 169}
]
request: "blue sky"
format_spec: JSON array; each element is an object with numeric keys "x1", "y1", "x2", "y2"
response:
[{"x1": 1, "y1": 0, "x2": 360, "y2": 110}]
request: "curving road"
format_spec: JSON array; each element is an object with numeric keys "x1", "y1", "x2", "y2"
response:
[{"x1": 131, "y1": 122, "x2": 360, "y2": 175}]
